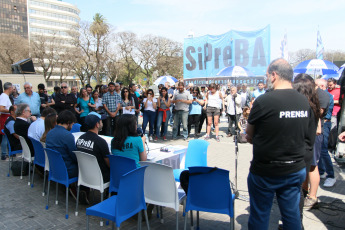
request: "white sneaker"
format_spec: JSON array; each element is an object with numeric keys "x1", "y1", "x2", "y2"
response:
[
  {"x1": 323, "y1": 178, "x2": 336, "y2": 187},
  {"x1": 320, "y1": 173, "x2": 327, "y2": 179},
  {"x1": 149, "y1": 136, "x2": 153, "y2": 141}
]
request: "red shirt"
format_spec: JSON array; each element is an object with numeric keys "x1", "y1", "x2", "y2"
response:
[{"x1": 328, "y1": 88, "x2": 341, "y2": 116}]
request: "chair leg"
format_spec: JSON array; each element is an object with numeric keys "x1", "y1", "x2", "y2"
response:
[
  {"x1": 55, "y1": 183, "x2": 59, "y2": 205},
  {"x1": 8, "y1": 156, "x2": 11, "y2": 177},
  {"x1": 65, "y1": 186, "x2": 69, "y2": 219},
  {"x1": 190, "y1": 210, "x2": 194, "y2": 229},
  {"x1": 86, "y1": 216, "x2": 89, "y2": 230},
  {"x1": 100, "y1": 192, "x2": 103, "y2": 226},
  {"x1": 176, "y1": 212, "x2": 179, "y2": 230},
  {"x1": 28, "y1": 162, "x2": 31, "y2": 186},
  {"x1": 160, "y1": 206, "x2": 164, "y2": 223},
  {"x1": 230, "y1": 217, "x2": 235, "y2": 230},
  {"x1": 184, "y1": 211, "x2": 188, "y2": 230},
  {"x1": 20, "y1": 157, "x2": 23, "y2": 179},
  {"x1": 75, "y1": 185, "x2": 80, "y2": 216},
  {"x1": 31, "y1": 164, "x2": 35, "y2": 188},
  {"x1": 138, "y1": 211, "x2": 142, "y2": 230},
  {"x1": 196, "y1": 211, "x2": 199, "y2": 230},
  {"x1": 42, "y1": 170, "x2": 46, "y2": 196},
  {"x1": 112, "y1": 221, "x2": 115, "y2": 230},
  {"x1": 46, "y1": 180, "x2": 50, "y2": 210},
  {"x1": 144, "y1": 210, "x2": 150, "y2": 230}
]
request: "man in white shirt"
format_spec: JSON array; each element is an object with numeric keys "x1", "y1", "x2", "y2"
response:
[
  {"x1": 0, "y1": 82, "x2": 13, "y2": 160},
  {"x1": 224, "y1": 87, "x2": 242, "y2": 137},
  {"x1": 28, "y1": 107, "x2": 56, "y2": 142}
]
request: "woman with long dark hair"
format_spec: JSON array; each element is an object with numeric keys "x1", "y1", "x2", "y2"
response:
[
  {"x1": 111, "y1": 114, "x2": 146, "y2": 167},
  {"x1": 188, "y1": 86, "x2": 204, "y2": 137},
  {"x1": 74, "y1": 88, "x2": 95, "y2": 131},
  {"x1": 142, "y1": 89, "x2": 157, "y2": 141},
  {"x1": 293, "y1": 73, "x2": 321, "y2": 226},
  {"x1": 155, "y1": 87, "x2": 171, "y2": 141},
  {"x1": 120, "y1": 87, "x2": 135, "y2": 115},
  {"x1": 40, "y1": 113, "x2": 57, "y2": 143}
]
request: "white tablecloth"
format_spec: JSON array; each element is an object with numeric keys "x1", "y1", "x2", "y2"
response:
[{"x1": 72, "y1": 132, "x2": 187, "y2": 169}]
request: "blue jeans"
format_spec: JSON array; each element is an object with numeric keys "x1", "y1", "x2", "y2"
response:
[
  {"x1": 172, "y1": 110, "x2": 188, "y2": 138},
  {"x1": 142, "y1": 110, "x2": 156, "y2": 136},
  {"x1": 1, "y1": 135, "x2": 7, "y2": 157},
  {"x1": 156, "y1": 110, "x2": 171, "y2": 137},
  {"x1": 318, "y1": 121, "x2": 334, "y2": 178},
  {"x1": 248, "y1": 168, "x2": 306, "y2": 230}
]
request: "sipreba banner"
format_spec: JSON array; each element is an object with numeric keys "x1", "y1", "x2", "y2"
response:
[{"x1": 183, "y1": 25, "x2": 270, "y2": 84}]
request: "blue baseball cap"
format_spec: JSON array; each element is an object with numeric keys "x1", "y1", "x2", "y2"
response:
[{"x1": 85, "y1": 112, "x2": 107, "y2": 129}]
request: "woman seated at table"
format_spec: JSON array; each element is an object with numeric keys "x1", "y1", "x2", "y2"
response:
[{"x1": 111, "y1": 114, "x2": 147, "y2": 167}]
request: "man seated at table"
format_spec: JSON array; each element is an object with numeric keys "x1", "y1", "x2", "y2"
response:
[
  {"x1": 76, "y1": 112, "x2": 110, "y2": 183},
  {"x1": 46, "y1": 110, "x2": 77, "y2": 177},
  {"x1": 4, "y1": 105, "x2": 21, "y2": 152},
  {"x1": 14, "y1": 103, "x2": 35, "y2": 156},
  {"x1": 28, "y1": 107, "x2": 56, "y2": 142}
]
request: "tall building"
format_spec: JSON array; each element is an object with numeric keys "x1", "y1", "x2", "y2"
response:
[
  {"x1": 0, "y1": 0, "x2": 28, "y2": 38},
  {"x1": 27, "y1": 0, "x2": 80, "y2": 88}
]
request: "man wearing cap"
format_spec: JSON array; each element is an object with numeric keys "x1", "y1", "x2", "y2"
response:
[
  {"x1": 76, "y1": 112, "x2": 110, "y2": 183},
  {"x1": 38, "y1": 83, "x2": 48, "y2": 114}
]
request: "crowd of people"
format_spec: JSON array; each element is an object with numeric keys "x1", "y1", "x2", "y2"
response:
[{"x1": 0, "y1": 58, "x2": 343, "y2": 228}]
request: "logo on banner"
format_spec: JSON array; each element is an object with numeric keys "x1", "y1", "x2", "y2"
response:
[{"x1": 183, "y1": 25, "x2": 270, "y2": 79}]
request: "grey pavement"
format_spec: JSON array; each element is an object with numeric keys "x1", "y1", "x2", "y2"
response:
[{"x1": 0, "y1": 117, "x2": 344, "y2": 229}]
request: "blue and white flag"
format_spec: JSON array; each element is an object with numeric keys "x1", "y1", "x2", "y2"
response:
[
  {"x1": 316, "y1": 29, "x2": 324, "y2": 60},
  {"x1": 280, "y1": 32, "x2": 288, "y2": 61}
]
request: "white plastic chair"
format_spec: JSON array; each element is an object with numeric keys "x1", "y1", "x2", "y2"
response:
[
  {"x1": 18, "y1": 136, "x2": 34, "y2": 186},
  {"x1": 40, "y1": 141, "x2": 49, "y2": 196},
  {"x1": 73, "y1": 151, "x2": 110, "y2": 226},
  {"x1": 140, "y1": 161, "x2": 186, "y2": 230}
]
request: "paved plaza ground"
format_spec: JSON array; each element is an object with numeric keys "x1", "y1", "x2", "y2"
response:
[{"x1": 0, "y1": 117, "x2": 344, "y2": 230}]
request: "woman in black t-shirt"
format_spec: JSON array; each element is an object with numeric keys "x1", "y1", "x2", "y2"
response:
[{"x1": 293, "y1": 73, "x2": 321, "y2": 224}]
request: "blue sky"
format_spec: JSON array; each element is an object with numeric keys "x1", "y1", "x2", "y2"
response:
[{"x1": 67, "y1": 0, "x2": 344, "y2": 59}]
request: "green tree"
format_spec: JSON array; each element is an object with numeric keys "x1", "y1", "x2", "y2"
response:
[{"x1": 90, "y1": 13, "x2": 109, "y2": 85}]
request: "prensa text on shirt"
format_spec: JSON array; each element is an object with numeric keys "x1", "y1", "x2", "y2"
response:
[{"x1": 279, "y1": 111, "x2": 308, "y2": 118}]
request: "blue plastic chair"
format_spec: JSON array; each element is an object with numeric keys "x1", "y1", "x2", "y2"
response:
[
  {"x1": 70, "y1": 123, "x2": 82, "y2": 133},
  {"x1": 44, "y1": 148, "x2": 78, "y2": 219},
  {"x1": 86, "y1": 166, "x2": 150, "y2": 230},
  {"x1": 29, "y1": 137, "x2": 48, "y2": 195},
  {"x1": 2, "y1": 129, "x2": 22, "y2": 177},
  {"x1": 108, "y1": 155, "x2": 137, "y2": 195},
  {"x1": 183, "y1": 166, "x2": 235, "y2": 230},
  {"x1": 173, "y1": 139, "x2": 210, "y2": 182}
]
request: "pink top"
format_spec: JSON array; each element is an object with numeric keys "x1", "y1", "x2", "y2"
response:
[{"x1": 328, "y1": 88, "x2": 341, "y2": 116}]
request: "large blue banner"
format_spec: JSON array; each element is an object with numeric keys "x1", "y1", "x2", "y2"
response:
[{"x1": 183, "y1": 25, "x2": 270, "y2": 80}]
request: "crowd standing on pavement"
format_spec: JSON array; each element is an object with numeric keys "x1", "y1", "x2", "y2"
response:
[{"x1": 0, "y1": 62, "x2": 343, "y2": 227}]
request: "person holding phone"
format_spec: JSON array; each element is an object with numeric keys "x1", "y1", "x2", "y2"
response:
[
  {"x1": 142, "y1": 89, "x2": 157, "y2": 141},
  {"x1": 188, "y1": 87, "x2": 204, "y2": 137}
]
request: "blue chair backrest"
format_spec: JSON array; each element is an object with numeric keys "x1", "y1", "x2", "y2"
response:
[
  {"x1": 115, "y1": 166, "x2": 147, "y2": 226},
  {"x1": 44, "y1": 148, "x2": 70, "y2": 187},
  {"x1": 70, "y1": 123, "x2": 82, "y2": 133},
  {"x1": 186, "y1": 166, "x2": 233, "y2": 217},
  {"x1": 29, "y1": 137, "x2": 45, "y2": 167},
  {"x1": 185, "y1": 139, "x2": 210, "y2": 168},
  {"x1": 108, "y1": 155, "x2": 137, "y2": 193}
]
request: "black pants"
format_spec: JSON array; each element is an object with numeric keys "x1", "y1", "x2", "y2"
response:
[
  {"x1": 188, "y1": 114, "x2": 201, "y2": 135},
  {"x1": 198, "y1": 109, "x2": 207, "y2": 133},
  {"x1": 106, "y1": 116, "x2": 118, "y2": 137},
  {"x1": 227, "y1": 114, "x2": 240, "y2": 135}
]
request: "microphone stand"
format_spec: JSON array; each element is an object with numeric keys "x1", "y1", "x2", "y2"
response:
[{"x1": 231, "y1": 93, "x2": 249, "y2": 202}]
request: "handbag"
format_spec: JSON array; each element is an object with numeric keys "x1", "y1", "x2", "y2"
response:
[
  {"x1": 237, "y1": 132, "x2": 248, "y2": 143},
  {"x1": 11, "y1": 161, "x2": 29, "y2": 176}
]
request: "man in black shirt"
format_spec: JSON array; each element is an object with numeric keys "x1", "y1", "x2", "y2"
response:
[
  {"x1": 246, "y1": 59, "x2": 312, "y2": 230},
  {"x1": 54, "y1": 83, "x2": 77, "y2": 114},
  {"x1": 38, "y1": 83, "x2": 48, "y2": 114},
  {"x1": 76, "y1": 112, "x2": 110, "y2": 183}
]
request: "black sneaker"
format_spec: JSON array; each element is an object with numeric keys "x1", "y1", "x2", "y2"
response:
[{"x1": 1, "y1": 155, "x2": 7, "y2": 160}]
